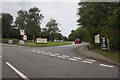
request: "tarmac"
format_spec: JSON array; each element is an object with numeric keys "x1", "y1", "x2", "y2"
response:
[{"x1": 76, "y1": 42, "x2": 120, "y2": 66}]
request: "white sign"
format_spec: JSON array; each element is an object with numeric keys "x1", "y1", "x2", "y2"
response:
[
  {"x1": 20, "y1": 30, "x2": 25, "y2": 35},
  {"x1": 37, "y1": 38, "x2": 47, "y2": 43},
  {"x1": 8, "y1": 40, "x2": 13, "y2": 44},
  {"x1": 23, "y1": 35, "x2": 27, "y2": 40},
  {"x1": 19, "y1": 40, "x2": 25, "y2": 45},
  {"x1": 95, "y1": 34, "x2": 100, "y2": 43}
]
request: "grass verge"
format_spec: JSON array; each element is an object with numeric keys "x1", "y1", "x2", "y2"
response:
[
  {"x1": 89, "y1": 45, "x2": 120, "y2": 63},
  {"x1": 25, "y1": 41, "x2": 72, "y2": 47}
]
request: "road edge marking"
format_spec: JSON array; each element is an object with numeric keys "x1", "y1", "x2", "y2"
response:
[{"x1": 5, "y1": 62, "x2": 30, "y2": 80}]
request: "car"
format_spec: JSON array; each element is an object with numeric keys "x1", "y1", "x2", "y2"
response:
[{"x1": 74, "y1": 38, "x2": 81, "y2": 44}]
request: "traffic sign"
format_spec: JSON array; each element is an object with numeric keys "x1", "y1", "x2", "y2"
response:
[
  {"x1": 23, "y1": 35, "x2": 27, "y2": 40},
  {"x1": 20, "y1": 30, "x2": 25, "y2": 35}
]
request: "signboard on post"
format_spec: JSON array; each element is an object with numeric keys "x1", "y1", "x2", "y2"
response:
[
  {"x1": 19, "y1": 40, "x2": 25, "y2": 45},
  {"x1": 102, "y1": 37, "x2": 109, "y2": 51},
  {"x1": 23, "y1": 35, "x2": 27, "y2": 41},
  {"x1": 95, "y1": 34, "x2": 100, "y2": 44},
  {"x1": 36, "y1": 38, "x2": 47, "y2": 44},
  {"x1": 20, "y1": 30, "x2": 25, "y2": 36}
]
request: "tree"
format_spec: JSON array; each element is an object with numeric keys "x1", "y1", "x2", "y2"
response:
[
  {"x1": 15, "y1": 7, "x2": 44, "y2": 40},
  {"x1": 46, "y1": 18, "x2": 61, "y2": 41},
  {"x1": 2, "y1": 13, "x2": 13, "y2": 38},
  {"x1": 77, "y1": 2, "x2": 120, "y2": 51},
  {"x1": 15, "y1": 10, "x2": 28, "y2": 29}
]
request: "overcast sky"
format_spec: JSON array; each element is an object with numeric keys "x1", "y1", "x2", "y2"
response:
[{"x1": 2, "y1": 1, "x2": 80, "y2": 37}]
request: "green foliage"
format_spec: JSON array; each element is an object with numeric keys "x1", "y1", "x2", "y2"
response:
[
  {"x1": 68, "y1": 27, "x2": 90, "y2": 42},
  {"x1": 77, "y1": 2, "x2": 120, "y2": 51},
  {"x1": 15, "y1": 7, "x2": 44, "y2": 40},
  {"x1": 2, "y1": 13, "x2": 13, "y2": 38}
]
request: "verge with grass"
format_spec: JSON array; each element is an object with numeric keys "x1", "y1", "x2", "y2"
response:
[
  {"x1": 88, "y1": 45, "x2": 120, "y2": 63},
  {"x1": 25, "y1": 41, "x2": 72, "y2": 47}
]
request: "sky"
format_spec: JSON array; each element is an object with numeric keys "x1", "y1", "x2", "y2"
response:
[{"x1": 1, "y1": 0, "x2": 80, "y2": 37}]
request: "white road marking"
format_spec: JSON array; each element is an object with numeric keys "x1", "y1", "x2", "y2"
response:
[
  {"x1": 49, "y1": 54, "x2": 56, "y2": 57},
  {"x1": 73, "y1": 57, "x2": 81, "y2": 60},
  {"x1": 37, "y1": 51, "x2": 42, "y2": 54},
  {"x1": 32, "y1": 50, "x2": 36, "y2": 53},
  {"x1": 68, "y1": 58, "x2": 77, "y2": 61},
  {"x1": 58, "y1": 56, "x2": 66, "y2": 59},
  {"x1": 86, "y1": 59, "x2": 95, "y2": 62},
  {"x1": 0, "y1": 56, "x2": 1, "y2": 58},
  {"x1": 5, "y1": 62, "x2": 30, "y2": 80},
  {"x1": 100, "y1": 64, "x2": 113, "y2": 68},
  {"x1": 62, "y1": 55, "x2": 69, "y2": 57},
  {"x1": 82, "y1": 60, "x2": 93, "y2": 64},
  {"x1": 53, "y1": 53, "x2": 59, "y2": 56}
]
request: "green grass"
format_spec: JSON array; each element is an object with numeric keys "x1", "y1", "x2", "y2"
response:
[
  {"x1": 89, "y1": 45, "x2": 120, "y2": 63},
  {"x1": 25, "y1": 41, "x2": 72, "y2": 47}
]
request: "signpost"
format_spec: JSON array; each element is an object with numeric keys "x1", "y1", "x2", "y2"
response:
[
  {"x1": 95, "y1": 34, "x2": 100, "y2": 44},
  {"x1": 20, "y1": 30, "x2": 25, "y2": 36},
  {"x1": 102, "y1": 37, "x2": 109, "y2": 51},
  {"x1": 23, "y1": 35, "x2": 27, "y2": 41},
  {"x1": 36, "y1": 38, "x2": 47, "y2": 44}
]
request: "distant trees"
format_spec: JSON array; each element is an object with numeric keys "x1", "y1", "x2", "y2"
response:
[
  {"x1": 2, "y1": 13, "x2": 13, "y2": 38},
  {"x1": 41, "y1": 19, "x2": 62, "y2": 41},
  {"x1": 15, "y1": 7, "x2": 44, "y2": 40},
  {"x1": 68, "y1": 27, "x2": 90, "y2": 42},
  {"x1": 76, "y1": 2, "x2": 120, "y2": 51},
  {"x1": 2, "y1": 7, "x2": 65, "y2": 41}
]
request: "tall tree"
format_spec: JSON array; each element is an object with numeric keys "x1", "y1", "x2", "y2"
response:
[
  {"x1": 46, "y1": 18, "x2": 61, "y2": 40},
  {"x1": 15, "y1": 7, "x2": 44, "y2": 40},
  {"x1": 2, "y1": 13, "x2": 13, "y2": 38},
  {"x1": 26, "y1": 7, "x2": 44, "y2": 40}
]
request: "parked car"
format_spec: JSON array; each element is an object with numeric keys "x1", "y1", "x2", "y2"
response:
[{"x1": 74, "y1": 38, "x2": 81, "y2": 44}]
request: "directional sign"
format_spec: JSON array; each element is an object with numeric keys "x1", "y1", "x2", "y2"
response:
[
  {"x1": 20, "y1": 30, "x2": 25, "y2": 35},
  {"x1": 95, "y1": 34, "x2": 100, "y2": 43},
  {"x1": 23, "y1": 35, "x2": 27, "y2": 40},
  {"x1": 37, "y1": 38, "x2": 47, "y2": 44}
]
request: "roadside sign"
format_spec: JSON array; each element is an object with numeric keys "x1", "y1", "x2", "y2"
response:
[
  {"x1": 23, "y1": 35, "x2": 27, "y2": 40},
  {"x1": 8, "y1": 40, "x2": 13, "y2": 44},
  {"x1": 20, "y1": 30, "x2": 25, "y2": 35},
  {"x1": 36, "y1": 38, "x2": 47, "y2": 44},
  {"x1": 102, "y1": 37, "x2": 109, "y2": 51},
  {"x1": 19, "y1": 40, "x2": 25, "y2": 45},
  {"x1": 95, "y1": 34, "x2": 100, "y2": 43}
]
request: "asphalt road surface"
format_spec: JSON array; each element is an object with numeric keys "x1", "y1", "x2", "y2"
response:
[{"x1": 2, "y1": 43, "x2": 119, "y2": 79}]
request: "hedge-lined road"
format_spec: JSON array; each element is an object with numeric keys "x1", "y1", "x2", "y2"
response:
[{"x1": 2, "y1": 43, "x2": 118, "y2": 79}]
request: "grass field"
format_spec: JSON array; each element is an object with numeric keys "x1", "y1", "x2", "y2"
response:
[
  {"x1": 89, "y1": 45, "x2": 120, "y2": 63},
  {"x1": 25, "y1": 41, "x2": 72, "y2": 47}
]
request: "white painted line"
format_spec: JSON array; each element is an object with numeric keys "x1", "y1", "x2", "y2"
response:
[
  {"x1": 58, "y1": 56, "x2": 66, "y2": 59},
  {"x1": 0, "y1": 56, "x2": 1, "y2": 58},
  {"x1": 32, "y1": 50, "x2": 36, "y2": 53},
  {"x1": 68, "y1": 58, "x2": 77, "y2": 61},
  {"x1": 82, "y1": 60, "x2": 93, "y2": 64},
  {"x1": 49, "y1": 54, "x2": 56, "y2": 57},
  {"x1": 53, "y1": 53, "x2": 59, "y2": 56},
  {"x1": 86, "y1": 59, "x2": 95, "y2": 62},
  {"x1": 73, "y1": 57, "x2": 81, "y2": 60},
  {"x1": 100, "y1": 64, "x2": 113, "y2": 68},
  {"x1": 62, "y1": 55, "x2": 70, "y2": 57},
  {"x1": 5, "y1": 62, "x2": 30, "y2": 80},
  {"x1": 37, "y1": 51, "x2": 42, "y2": 54}
]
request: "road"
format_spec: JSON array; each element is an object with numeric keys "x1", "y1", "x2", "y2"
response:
[{"x1": 2, "y1": 43, "x2": 118, "y2": 79}]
